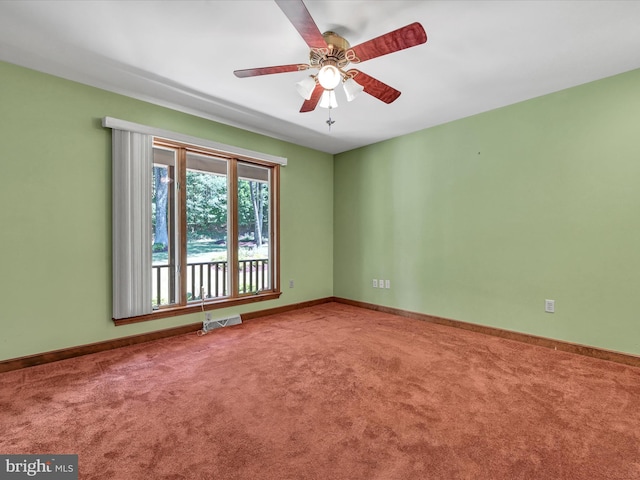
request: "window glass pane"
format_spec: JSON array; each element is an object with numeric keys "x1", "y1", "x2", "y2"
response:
[
  {"x1": 237, "y1": 162, "x2": 271, "y2": 294},
  {"x1": 152, "y1": 147, "x2": 178, "y2": 308},
  {"x1": 186, "y1": 152, "x2": 229, "y2": 301}
]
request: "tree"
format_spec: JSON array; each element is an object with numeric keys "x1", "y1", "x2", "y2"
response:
[
  {"x1": 153, "y1": 166, "x2": 169, "y2": 251},
  {"x1": 159, "y1": 170, "x2": 268, "y2": 245},
  {"x1": 185, "y1": 170, "x2": 227, "y2": 240},
  {"x1": 237, "y1": 180, "x2": 254, "y2": 237},
  {"x1": 249, "y1": 181, "x2": 266, "y2": 247}
]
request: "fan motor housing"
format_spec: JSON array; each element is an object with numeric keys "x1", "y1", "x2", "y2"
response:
[
  {"x1": 323, "y1": 31, "x2": 350, "y2": 51},
  {"x1": 309, "y1": 31, "x2": 352, "y2": 69}
]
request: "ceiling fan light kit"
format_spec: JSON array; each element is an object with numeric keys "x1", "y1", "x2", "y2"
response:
[
  {"x1": 317, "y1": 64, "x2": 341, "y2": 90},
  {"x1": 234, "y1": 0, "x2": 427, "y2": 127},
  {"x1": 319, "y1": 89, "x2": 338, "y2": 109},
  {"x1": 343, "y1": 77, "x2": 365, "y2": 102},
  {"x1": 296, "y1": 75, "x2": 317, "y2": 100}
]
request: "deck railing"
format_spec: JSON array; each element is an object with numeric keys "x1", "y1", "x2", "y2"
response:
[{"x1": 152, "y1": 259, "x2": 269, "y2": 306}]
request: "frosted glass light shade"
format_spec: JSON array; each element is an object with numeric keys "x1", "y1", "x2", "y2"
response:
[
  {"x1": 317, "y1": 65, "x2": 341, "y2": 90},
  {"x1": 319, "y1": 89, "x2": 338, "y2": 109},
  {"x1": 296, "y1": 76, "x2": 316, "y2": 100},
  {"x1": 343, "y1": 77, "x2": 364, "y2": 102}
]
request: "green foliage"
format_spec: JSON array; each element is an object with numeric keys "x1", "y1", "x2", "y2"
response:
[
  {"x1": 152, "y1": 242, "x2": 167, "y2": 253},
  {"x1": 186, "y1": 170, "x2": 228, "y2": 240},
  {"x1": 237, "y1": 181, "x2": 254, "y2": 233},
  {"x1": 185, "y1": 173, "x2": 269, "y2": 242},
  {"x1": 153, "y1": 166, "x2": 270, "y2": 245}
]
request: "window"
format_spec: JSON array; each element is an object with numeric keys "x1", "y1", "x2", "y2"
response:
[
  {"x1": 151, "y1": 138, "x2": 280, "y2": 313},
  {"x1": 105, "y1": 116, "x2": 284, "y2": 324}
]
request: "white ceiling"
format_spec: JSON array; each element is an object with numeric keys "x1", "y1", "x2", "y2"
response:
[{"x1": 1, "y1": 0, "x2": 640, "y2": 154}]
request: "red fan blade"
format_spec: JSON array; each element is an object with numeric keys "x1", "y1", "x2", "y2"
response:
[
  {"x1": 347, "y1": 69, "x2": 401, "y2": 104},
  {"x1": 234, "y1": 64, "x2": 307, "y2": 78},
  {"x1": 347, "y1": 22, "x2": 427, "y2": 63},
  {"x1": 300, "y1": 84, "x2": 324, "y2": 112},
  {"x1": 275, "y1": 0, "x2": 328, "y2": 49}
]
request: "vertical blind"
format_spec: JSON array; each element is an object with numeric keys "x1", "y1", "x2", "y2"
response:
[{"x1": 112, "y1": 129, "x2": 153, "y2": 319}]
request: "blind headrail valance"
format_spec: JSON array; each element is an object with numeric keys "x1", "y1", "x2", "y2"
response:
[{"x1": 102, "y1": 116, "x2": 287, "y2": 166}]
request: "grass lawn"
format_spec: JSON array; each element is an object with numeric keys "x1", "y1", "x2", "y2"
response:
[{"x1": 153, "y1": 239, "x2": 268, "y2": 265}]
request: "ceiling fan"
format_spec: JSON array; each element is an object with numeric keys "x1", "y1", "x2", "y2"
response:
[{"x1": 233, "y1": 0, "x2": 427, "y2": 113}]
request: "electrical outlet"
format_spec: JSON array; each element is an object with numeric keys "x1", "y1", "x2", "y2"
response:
[
  {"x1": 545, "y1": 299, "x2": 555, "y2": 313},
  {"x1": 205, "y1": 312, "x2": 212, "y2": 322},
  {"x1": 372, "y1": 279, "x2": 378, "y2": 288},
  {"x1": 385, "y1": 280, "x2": 391, "y2": 289},
  {"x1": 289, "y1": 279, "x2": 294, "y2": 288},
  {"x1": 379, "y1": 279, "x2": 384, "y2": 289}
]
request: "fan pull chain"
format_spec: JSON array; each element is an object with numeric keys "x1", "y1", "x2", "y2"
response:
[{"x1": 326, "y1": 107, "x2": 335, "y2": 131}]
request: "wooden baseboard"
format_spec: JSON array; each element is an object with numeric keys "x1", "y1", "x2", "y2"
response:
[
  {"x1": 241, "y1": 297, "x2": 334, "y2": 320},
  {"x1": 0, "y1": 323, "x2": 202, "y2": 374},
  {"x1": 4, "y1": 296, "x2": 638, "y2": 373},
  {"x1": 333, "y1": 297, "x2": 640, "y2": 368},
  {"x1": 0, "y1": 297, "x2": 335, "y2": 373}
]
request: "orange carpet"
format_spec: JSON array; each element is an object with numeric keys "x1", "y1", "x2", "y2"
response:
[{"x1": 1, "y1": 302, "x2": 639, "y2": 479}]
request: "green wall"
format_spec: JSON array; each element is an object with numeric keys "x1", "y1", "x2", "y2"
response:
[
  {"x1": 2, "y1": 59, "x2": 639, "y2": 362},
  {"x1": 0, "y1": 61, "x2": 333, "y2": 362},
  {"x1": 334, "y1": 68, "x2": 640, "y2": 356}
]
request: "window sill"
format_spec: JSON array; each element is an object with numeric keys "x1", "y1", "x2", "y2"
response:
[{"x1": 113, "y1": 291, "x2": 282, "y2": 326}]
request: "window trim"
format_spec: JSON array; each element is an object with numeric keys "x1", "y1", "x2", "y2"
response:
[{"x1": 113, "y1": 292, "x2": 282, "y2": 326}]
